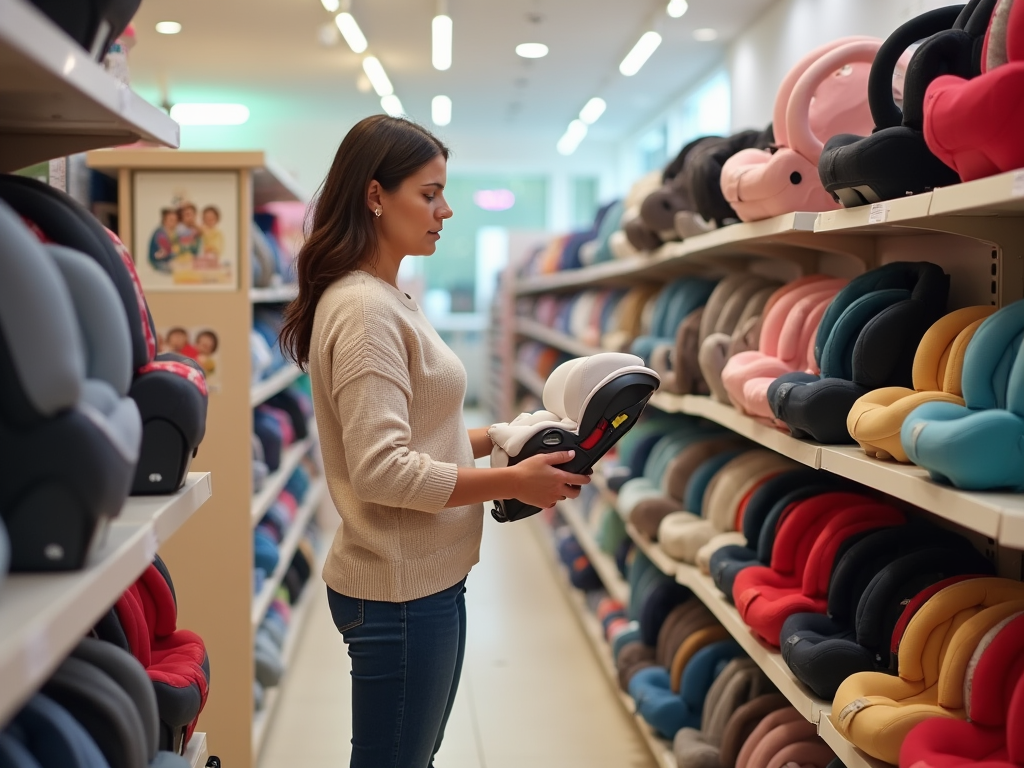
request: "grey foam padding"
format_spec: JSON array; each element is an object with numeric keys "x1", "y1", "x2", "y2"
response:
[
  {"x1": 45, "y1": 246, "x2": 132, "y2": 396},
  {"x1": 0, "y1": 200, "x2": 83, "y2": 419},
  {"x1": 70, "y1": 638, "x2": 159, "y2": 760},
  {"x1": 79, "y1": 379, "x2": 142, "y2": 464},
  {"x1": 9, "y1": 693, "x2": 108, "y2": 768},
  {"x1": 43, "y1": 656, "x2": 149, "y2": 768},
  {"x1": 0, "y1": 732, "x2": 42, "y2": 768}
]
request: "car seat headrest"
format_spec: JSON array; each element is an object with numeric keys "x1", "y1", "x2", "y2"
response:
[
  {"x1": 963, "y1": 610, "x2": 1024, "y2": 723},
  {"x1": 960, "y1": 298, "x2": 1024, "y2": 411},
  {"x1": 10, "y1": 693, "x2": 110, "y2": 768},
  {"x1": 912, "y1": 305, "x2": 997, "y2": 392}
]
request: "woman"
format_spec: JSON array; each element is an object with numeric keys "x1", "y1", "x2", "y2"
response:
[{"x1": 280, "y1": 115, "x2": 591, "y2": 768}]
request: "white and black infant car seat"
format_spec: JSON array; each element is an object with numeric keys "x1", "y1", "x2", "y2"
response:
[{"x1": 489, "y1": 352, "x2": 661, "y2": 522}]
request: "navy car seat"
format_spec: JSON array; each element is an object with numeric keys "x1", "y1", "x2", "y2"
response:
[
  {"x1": 489, "y1": 353, "x2": 660, "y2": 522},
  {"x1": 0, "y1": 200, "x2": 139, "y2": 570},
  {"x1": 817, "y1": 1, "x2": 997, "y2": 206},
  {"x1": 0, "y1": 175, "x2": 208, "y2": 495}
]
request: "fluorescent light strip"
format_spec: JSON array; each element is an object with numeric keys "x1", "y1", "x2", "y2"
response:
[
  {"x1": 321, "y1": 0, "x2": 340, "y2": 11},
  {"x1": 579, "y1": 97, "x2": 606, "y2": 125},
  {"x1": 666, "y1": 0, "x2": 689, "y2": 18},
  {"x1": 362, "y1": 56, "x2": 394, "y2": 96},
  {"x1": 155, "y1": 21, "x2": 182, "y2": 34},
  {"x1": 381, "y1": 94, "x2": 405, "y2": 117},
  {"x1": 335, "y1": 12, "x2": 368, "y2": 53},
  {"x1": 515, "y1": 42, "x2": 549, "y2": 59},
  {"x1": 556, "y1": 119, "x2": 588, "y2": 156},
  {"x1": 170, "y1": 103, "x2": 250, "y2": 126},
  {"x1": 619, "y1": 31, "x2": 662, "y2": 76},
  {"x1": 432, "y1": 95, "x2": 452, "y2": 126},
  {"x1": 432, "y1": 15, "x2": 452, "y2": 70}
]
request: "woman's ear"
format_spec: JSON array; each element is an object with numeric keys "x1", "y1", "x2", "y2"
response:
[{"x1": 366, "y1": 180, "x2": 384, "y2": 215}]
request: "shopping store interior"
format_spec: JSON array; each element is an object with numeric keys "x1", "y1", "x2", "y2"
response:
[{"x1": 2, "y1": 0, "x2": 1024, "y2": 767}]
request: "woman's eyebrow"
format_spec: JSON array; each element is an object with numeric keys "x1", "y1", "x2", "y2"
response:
[{"x1": 421, "y1": 182, "x2": 445, "y2": 190}]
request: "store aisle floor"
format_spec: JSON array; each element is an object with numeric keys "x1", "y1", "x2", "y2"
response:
[{"x1": 258, "y1": 421, "x2": 656, "y2": 767}]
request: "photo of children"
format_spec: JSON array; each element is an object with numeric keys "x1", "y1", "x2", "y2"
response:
[
  {"x1": 158, "y1": 326, "x2": 222, "y2": 392},
  {"x1": 134, "y1": 171, "x2": 239, "y2": 291}
]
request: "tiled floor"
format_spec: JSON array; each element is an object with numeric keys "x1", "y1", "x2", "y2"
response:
[{"x1": 257, "y1": 410, "x2": 656, "y2": 767}]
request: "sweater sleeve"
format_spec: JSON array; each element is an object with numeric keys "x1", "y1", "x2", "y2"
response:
[{"x1": 326, "y1": 301, "x2": 459, "y2": 514}]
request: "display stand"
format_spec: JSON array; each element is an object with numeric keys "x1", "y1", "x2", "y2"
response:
[
  {"x1": 497, "y1": 172, "x2": 1024, "y2": 768},
  {"x1": 85, "y1": 148, "x2": 319, "y2": 767}
]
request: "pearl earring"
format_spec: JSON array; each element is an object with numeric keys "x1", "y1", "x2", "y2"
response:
[{"x1": 374, "y1": 207, "x2": 382, "y2": 218}]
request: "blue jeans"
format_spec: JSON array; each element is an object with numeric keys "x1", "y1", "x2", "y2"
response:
[{"x1": 327, "y1": 578, "x2": 467, "y2": 768}]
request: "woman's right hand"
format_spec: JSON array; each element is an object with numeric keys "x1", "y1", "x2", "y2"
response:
[{"x1": 510, "y1": 451, "x2": 592, "y2": 509}]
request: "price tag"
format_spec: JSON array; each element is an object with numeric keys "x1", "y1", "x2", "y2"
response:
[
  {"x1": 1012, "y1": 171, "x2": 1024, "y2": 198},
  {"x1": 143, "y1": 527, "x2": 159, "y2": 562},
  {"x1": 868, "y1": 202, "x2": 889, "y2": 224},
  {"x1": 48, "y1": 158, "x2": 66, "y2": 192},
  {"x1": 24, "y1": 627, "x2": 52, "y2": 682}
]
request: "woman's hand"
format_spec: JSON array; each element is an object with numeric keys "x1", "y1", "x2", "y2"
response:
[{"x1": 510, "y1": 451, "x2": 591, "y2": 509}]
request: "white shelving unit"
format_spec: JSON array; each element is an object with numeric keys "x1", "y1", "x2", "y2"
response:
[
  {"x1": 557, "y1": 496, "x2": 630, "y2": 605},
  {"x1": 185, "y1": 732, "x2": 209, "y2": 768},
  {"x1": 515, "y1": 362, "x2": 546, "y2": 399},
  {"x1": 250, "y1": 284, "x2": 299, "y2": 304},
  {"x1": 517, "y1": 318, "x2": 603, "y2": 358},
  {"x1": 251, "y1": 426, "x2": 318, "y2": 527},
  {"x1": 251, "y1": 365, "x2": 305, "y2": 408},
  {"x1": 0, "y1": 473, "x2": 212, "y2": 726},
  {"x1": 251, "y1": 478, "x2": 326, "y2": 631},
  {"x1": 0, "y1": 0, "x2": 179, "y2": 171}
]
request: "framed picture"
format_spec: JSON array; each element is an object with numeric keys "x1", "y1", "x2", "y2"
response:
[
  {"x1": 157, "y1": 325, "x2": 223, "y2": 393},
  {"x1": 133, "y1": 170, "x2": 240, "y2": 291}
]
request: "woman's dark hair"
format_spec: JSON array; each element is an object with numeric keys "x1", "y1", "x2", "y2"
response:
[{"x1": 280, "y1": 115, "x2": 449, "y2": 368}]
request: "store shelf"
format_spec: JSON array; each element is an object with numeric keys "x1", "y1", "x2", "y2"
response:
[
  {"x1": 250, "y1": 284, "x2": 299, "y2": 303},
  {"x1": 516, "y1": 257, "x2": 649, "y2": 295},
  {"x1": 818, "y1": 713, "x2": 891, "y2": 768},
  {"x1": 625, "y1": 524, "x2": 679, "y2": 577},
  {"x1": 650, "y1": 393, "x2": 822, "y2": 468},
  {"x1": 532, "y1": 519, "x2": 677, "y2": 768},
  {"x1": 928, "y1": 170, "x2": 1024, "y2": 217},
  {"x1": 251, "y1": 478, "x2": 326, "y2": 631},
  {"x1": 815, "y1": 194, "x2": 934, "y2": 234},
  {"x1": 0, "y1": 0, "x2": 179, "y2": 171},
  {"x1": 515, "y1": 363, "x2": 546, "y2": 399},
  {"x1": 252, "y1": 544, "x2": 325, "y2": 759},
  {"x1": 557, "y1": 497, "x2": 630, "y2": 605},
  {"x1": 516, "y1": 318, "x2": 603, "y2": 357},
  {"x1": 0, "y1": 473, "x2": 212, "y2": 726},
  {"x1": 251, "y1": 431, "x2": 316, "y2": 527},
  {"x1": 254, "y1": 159, "x2": 308, "y2": 207},
  {"x1": 184, "y1": 732, "x2": 209, "y2": 768},
  {"x1": 251, "y1": 365, "x2": 304, "y2": 408},
  {"x1": 677, "y1": 211, "x2": 820, "y2": 258}
]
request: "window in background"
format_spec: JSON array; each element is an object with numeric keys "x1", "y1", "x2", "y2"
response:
[
  {"x1": 572, "y1": 176, "x2": 599, "y2": 230},
  {"x1": 667, "y1": 68, "x2": 732, "y2": 157},
  {"x1": 637, "y1": 123, "x2": 669, "y2": 174}
]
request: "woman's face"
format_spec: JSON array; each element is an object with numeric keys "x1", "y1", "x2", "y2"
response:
[{"x1": 375, "y1": 154, "x2": 452, "y2": 257}]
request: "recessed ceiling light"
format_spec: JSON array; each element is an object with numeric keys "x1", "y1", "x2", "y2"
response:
[
  {"x1": 666, "y1": 0, "x2": 689, "y2": 17},
  {"x1": 335, "y1": 12, "x2": 368, "y2": 53},
  {"x1": 155, "y1": 21, "x2": 182, "y2": 35},
  {"x1": 317, "y1": 21, "x2": 340, "y2": 47},
  {"x1": 320, "y1": 0, "x2": 340, "y2": 11},
  {"x1": 170, "y1": 103, "x2": 249, "y2": 126},
  {"x1": 693, "y1": 28, "x2": 718, "y2": 41},
  {"x1": 432, "y1": 14, "x2": 453, "y2": 70},
  {"x1": 619, "y1": 31, "x2": 662, "y2": 76},
  {"x1": 432, "y1": 95, "x2": 452, "y2": 126},
  {"x1": 380, "y1": 94, "x2": 404, "y2": 117},
  {"x1": 556, "y1": 119, "x2": 588, "y2": 156},
  {"x1": 362, "y1": 56, "x2": 394, "y2": 96},
  {"x1": 578, "y1": 97, "x2": 607, "y2": 125},
  {"x1": 516, "y1": 43, "x2": 549, "y2": 59}
]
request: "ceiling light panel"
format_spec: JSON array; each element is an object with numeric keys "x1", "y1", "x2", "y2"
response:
[
  {"x1": 335, "y1": 12, "x2": 368, "y2": 53},
  {"x1": 556, "y1": 119, "x2": 588, "y2": 156},
  {"x1": 432, "y1": 95, "x2": 452, "y2": 126},
  {"x1": 515, "y1": 43, "x2": 549, "y2": 59},
  {"x1": 578, "y1": 97, "x2": 606, "y2": 125},
  {"x1": 170, "y1": 103, "x2": 250, "y2": 125},
  {"x1": 362, "y1": 56, "x2": 394, "y2": 96},
  {"x1": 381, "y1": 95, "x2": 404, "y2": 117},
  {"x1": 155, "y1": 21, "x2": 182, "y2": 34},
  {"x1": 619, "y1": 31, "x2": 662, "y2": 76},
  {"x1": 432, "y1": 14, "x2": 453, "y2": 70},
  {"x1": 666, "y1": 0, "x2": 689, "y2": 17},
  {"x1": 320, "y1": 0, "x2": 340, "y2": 11}
]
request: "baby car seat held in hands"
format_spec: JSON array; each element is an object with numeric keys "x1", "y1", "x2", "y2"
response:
[
  {"x1": 489, "y1": 353, "x2": 660, "y2": 523},
  {"x1": 846, "y1": 305, "x2": 994, "y2": 461},
  {"x1": 923, "y1": 0, "x2": 1024, "y2": 181},
  {"x1": 819, "y1": 2, "x2": 996, "y2": 206},
  {"x1": 769, "y1": 261, "x2": 950, "y2": 444},
  {"x1": 720, "y1": 37, "x2": 881, "y2": 222},
  {"x1": 901, "y1": 298, "x2": 1024, "y2": 490},
  {"x1": 0, "y1": 175, "x2": 208, "y2": 496},
  {"x1": 0, "y1": 201, "x2": 140, "y2": 571}
]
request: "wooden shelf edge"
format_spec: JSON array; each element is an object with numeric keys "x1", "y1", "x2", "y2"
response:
[
  {"x1": 250, "y1": 365, "x2": 304, "y2": 408},
  {"x1": 251, "y1": 478, "x2": 326, "y2": 631},
  {"x1": 819, "y1": 713, "x2": 893, "y2": 768},
  {"x1": 0, "y1": 474, "x2": 212, "y2": 727},
  {"x1": 251, "y1": 433, "x2": 316, "y2": 527},
  {"x1": 557, "y1": 496, "x2": 630, "y2": 604},
  {"x1": 250, "y1": 284, "x2": 299, "y2": 304},
  {"x1": 184, "y1": 732, "x2": 209, "y2": 768},
  {"x1": 531, "y1": 518, "x2": 677, "y2": 768},
  {"x1": 625, "y1": 524, "x2": 679, "y2": 577}
]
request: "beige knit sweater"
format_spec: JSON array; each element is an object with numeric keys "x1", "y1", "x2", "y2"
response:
[{"x1": 309, "y1": 270, "x2": 483, "y2": 602}]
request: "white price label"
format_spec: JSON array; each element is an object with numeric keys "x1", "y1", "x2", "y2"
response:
[
  {"x1": 24, "y1": 628, "x2": 52, "y2": 681},
  {"x1": 868, "y1": 202, "x2": 890, "y2": 224},
  {"x1": 1012, "y1": 171, "x2": 1024, "y2": 198},
  {"x1": 143, "y1": 527, "x2": 159, "y2": 561}
]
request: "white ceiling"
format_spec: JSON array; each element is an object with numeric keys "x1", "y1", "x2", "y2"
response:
[{"x1": 129, "y1": 0, "x2": 777, "y2": 152}]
